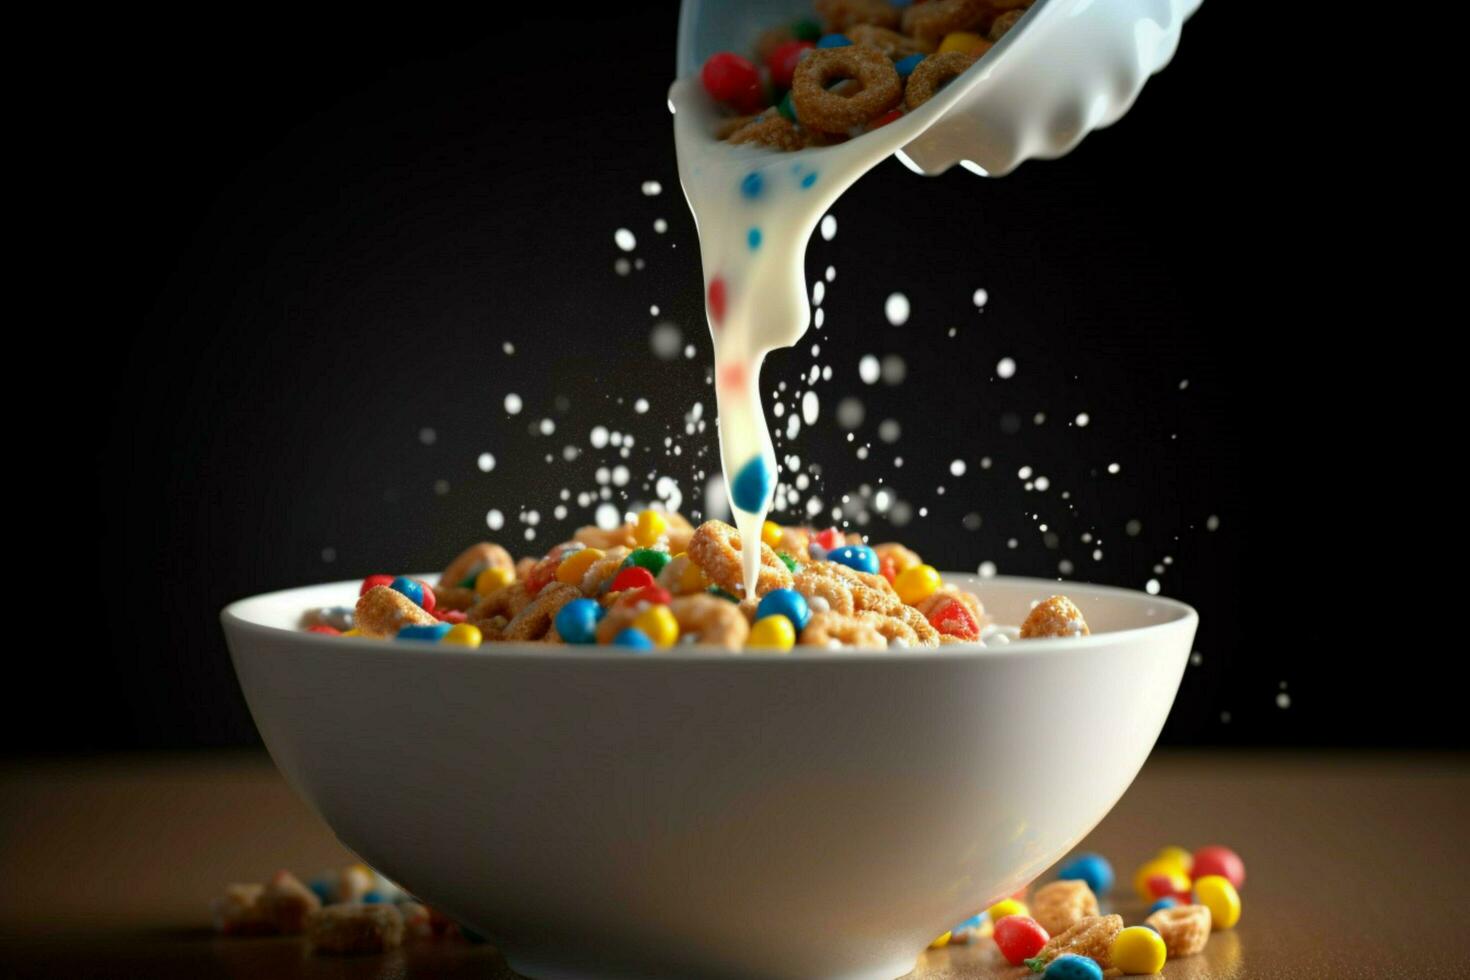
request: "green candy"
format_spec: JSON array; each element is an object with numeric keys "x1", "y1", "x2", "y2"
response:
[
  {"x1": 457, "y1": 564, "x2": 485, "y2": 589},
  {"x1": 792, "y1": 17, "x2": 821, "y2": 41},
  {"x1": 778, "y1": 91, "x2": 797, "y2": 123},
  {"x1": 776, "y1": 551, "x2": 798, "y2": 572},
  {"x1": 708, "y1": 586, "x2": 741, "y2": 603},
  {"x1": 623, "y1": 548, "x2": 671, "y2": 576}
]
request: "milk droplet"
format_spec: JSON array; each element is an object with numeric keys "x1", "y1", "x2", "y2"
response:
[
  {"x1": 486, "y1": 509, "x2": 505, "y2": 530},
  {"x1": 801, "y1": 390, "x2": 819, "y2": 426},
  {"x1": 884, "y1": 293, "x2": 910, "y2": 326},
  {"x1": 614, "y1": 228, "x2": 637, "y2": 251},
  {"x1": 820, "y1": 214, "x2": 837, "y2": 241},
  {"x1": 950, "y1": 459, "x2": 966, "y2": 476},
  {"x1": 978, "y1": 561, "x2": 997, "y2": 578},
  {"x1": 1206, "y1": 514, "x2": 1220, "y2": 530},
  {"x1": 650, "y1": 322, "x2": 682, "y2": 360},
  {"x1": 641, "y1": 180, "x2": 662, "y2": 196},
  {"x1": 504, "y1": 394, "x2": 523, "y2": 415},
  {"x1": 973, "y1": 288, "x2": 988, "y2": 308},
  {"x1": 878, "y1": 419, "x2": 901, "y2": 443},
  {"x1": 858, "y1": 355, "x2": 880, "y2": 384},
  {"x1": 653, "y1": 218, "x2": 668, "y2": 233},
  {"x1": 595, "y1": 502, "x2": 621, "y2": 529},
  {"x1": 836, "y1": 397, "x2": 865, "y2": 429},
  {"x1": 880, "y1": 355, "x2": 906, "y2": 385},
  {"x1": 1075, "y1": 412, "x2": 1090, "y2": 427},
  {"x1": 477, "y1": 453, "x2": 496, "y2": 472},
  {"x1": 634, "y1": 398, "x2": 649, "y2": 414},
  {"x1": 418, "y1": 427, "x2": 436, "y2": 445},
  {"x1": 996, "y1": 357, "x2": 1016, "y2": 379},
  {"x1": 1145, "y1": 578, "x2": 1161, "y2": 595},
  {"x1": 590, "y1": 426, "x2": 609, "y2": 449}
]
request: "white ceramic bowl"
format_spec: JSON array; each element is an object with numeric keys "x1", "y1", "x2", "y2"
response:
[{"x1": 223, "y1": 575, "x2": 1195, "y2": 980}]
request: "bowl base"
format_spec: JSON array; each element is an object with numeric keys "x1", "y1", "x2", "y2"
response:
[{"x1": 503, "y1": 950, "x2": 919, "y2": 980}]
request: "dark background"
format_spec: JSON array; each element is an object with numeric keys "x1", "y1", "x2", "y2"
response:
[{"x1": 15, "y1": 5, "x2": 1430, "y2": 753}]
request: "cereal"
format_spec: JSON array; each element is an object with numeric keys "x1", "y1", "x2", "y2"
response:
[
  {"x1": 688, "y1": 520, "x2": 793, "y2": 598},
  {"x1": 1193, "y1": 875, "x2": 1241, "y2": 930},
  {"x1": 210, "y1": 883, "x2": 272, "y2": 935},
  {"x1": 305, "y1": 903, "x2": 406, "y2": 956},
  {"x1": 989, "y1": 9, "x2": 1026, "y2": 40},
  {"x1": 1056, "y1": 853, "x2": 1113, "y2": 896},
  {"x1": 848, "y1": 24, "x2": 934, "y2": 59},
  {"x1": 904, "y1": 51, "x2": 980, "y2": 111},
  {"x1": 440, "y1": 542, "x2": 514, "y2": 591},
  {"x1": 1020, "y1": 595, "x2": 1090, "y2": 638},
  {"x1": 800, "y1": 610, "x2": 887, "y2": 648},
  {"x1": 258, "y1": 870, "x2": 321, "y2": 934},
  {"x1": 1024, "y1": 914, "x2": 1124, "y2": 973},
  {"x1": 728, "y1": 111, "x2": 811, "y2": 151},
  {"x1": 814, "y1": 0, "x2": 900, "y2": 33},
  {"x1": 355, "y1": 585, "x2": 438, "y2": 639},
  {"x1": 994, "y1": 915, "x2": 1050, "y2": 965},
  {"x1": 669, "y1": 593, "x2": 750, "y2": 649},
  {"x1": 501, "y1": 583, "x2": 582, "y2": 642},
  {"x1": 1144, "y1": 904, "x2": 1211, "y2": 958},
  {"x1": 791, "y1": 46, "x2": 902, "y2": 134},
  {"x1": 1030, "y1": 880, "x2": 1100, "y2": 937},
  {"x1": 901, "y1": 0, "x2": 991, "y2": 45},
  {"x1": 1109, "y1": 926, "x2": 1166, "y2": 975}
]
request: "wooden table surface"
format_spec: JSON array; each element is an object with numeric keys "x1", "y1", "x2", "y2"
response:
[{"x1": 3, "y1": 751, "x2": 1467, "y2": 979}]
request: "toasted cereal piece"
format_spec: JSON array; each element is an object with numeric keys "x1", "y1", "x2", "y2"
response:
[
  {"x1": 687, "y1": 521, "x2": 793, "y2": 598},
  {"x1": 573, "y1": 523, "x2": 634, "y2": 550},
  {"x1": 792, "y1": 564, "x2": 856, "y2": 615},
  {"x1": 792, "y1": 46, "x2": 902, "y2": 134},
  {"x1": 257, "y1": 870, "x2": 320, "y2": 934},
  {"x1": 439, "y1": 542, "x2": 515, "y2": 591},
  {"x1": 502, "y1": 583, "x2": 582, "y2": 642},
  {"x1": 989, "y1": 8, "x2": 1026, "y2": 40},
  {"x1": 305, "y1": 903, "x2": 405, "y2": 956},
  {"x1": 579, "y1": 546, "x2": 633, "y2": 595},
  {"x1": 770, "y1": 525, "x2": 812, "y2": 563},
  {"x1": 1031, "y1": 879, "x2": 1100, "y2": 937},
  {"x1": 655, "y1": 552, "x2": 706, "y2": 595},
  {"x1": 1020, "y1": 595, "x2": 1090, "y2": 638},
  {"x1": 904, "y1": 51, "x2": 980, "y2": 110},
  {"x1": 468, "y1": 580, "x2": 532, "y2": 623},
  {"x1": 1145, "y1": 903, "x2": 1211, "y2": 958},
  {"x1": 815, "y1": 0, "x2": 900, "y2": 32},
  {"x1": 335, "y1": 863, "x2": 374, "y2": 903},
  {"x1": 514, "y1": 556, "x2": 537, "y2": 580},
  {"x1": 670, "y1": 594, "x2": 750, "y2": 649},
  {"x1": 355, "y1": 586, "x2": 437, "y2": 639},
  {"x1": 728, "y1": 110, "x2": 810, "y2": 150},
  {"x1": 873, "y1": 541, "x2": 923, "y2": 574},
  {"x1": 398, "y1": 901, "x2": 434, "y2": 940},
  {"x1": 848, "y1": 23, "x2": 935, "y2": 59},
  {"x1": 801, "y1": 611, "x2": 888, "y2": 648},
  {"x1": 211, "y1": 883, "x2": 273, "y2": 935},
  {"x1": 593, "y1": 600, "x2": 641, "y2": 645},
  {"x1": 432, "y1": 585, "x2": 477, "y2": 611},
  {"x1": 1026, "y1": 914, "x2": 1123, "y2": 972},
  {"x1": 901, "y1": 0, "x2": 990, "y2": 44}
]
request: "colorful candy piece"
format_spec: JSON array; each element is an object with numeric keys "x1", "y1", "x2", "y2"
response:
[
  {"x1": 747, "y1": 615, "x2": 796, "y2": 651},
  {"x1": 791, "y1": 18, "x2": 822, "y2": 41},
  {"x1": 1133, "y1": 857, "x2": 1186, "y2": 901},
  {"x1": 634, "y1": 510, "x2": 668, "y2": 548},
  {"x1": 927, "y1": 931, "x2": 951, "y2": 949},
  {"x1": 761, "y1": 520, "x2": 784, "y2": 548},
  {"x1": 1193, "y1": 875, "x2": 1241, "y2": 929},
  {"x1": 731, "y1": 456, "x2": 774, "y2": 513},
  {"x1": 440, "y1": 623, "x2": 482, "y2": 648},
  {"x1": 397, "y1": 623, "x2": 452, "y2": 642},
  {"x1": 1146, "y1": 896, "x2": 1179, "y2": 915},
  {"x1": 816, "y1": 33, "x2": 852, "y2": 48},
  {"x1": 360, "y1": 574, "x2": 394, "y2": 596},
  {"x1": 776, "y1": 551, "x2": 799, "y2": 572},
  {"x1": 1145, "y1": 871, "x2": 1191, "y2": 902},
  {"x1": 1057, "y1": 853, "x2": 1113, "y2": 896},
  {"x1": 1109, "y1": 925, "x2": 1167, "y2": 974},
  {"x1": 893, "y1": 563, "x2": 941, "y2": 604},
  {"x1": 613, "y1": 627, "x2": 655, "y2": 651},
  {"x1": 554, "y1": 598, "x2": 602, "y2": 645},
  {"x1": 633, "y1": 605, "x2": 680, "y2": 648},
  {"x1": 701, "y1": 52, "x2": 764, "y2": 112},
  {"x1": 827, "y1": 544, "x2": 878, "y2": 574},
  {"x1": 812, "y1": 527, "x2": 845, "y2": 551},
  {"x1": 556, "y1": 547, "x2": 605, "y2": 585},
  {"x1": 895, "y1": 53, "x2": 925, "y2": 77},
  {"x1": 767, "y1": 39, "x2": 815, "y2": 89},
  {"x1": 928, "y1": 598, "x2": 979, "y2": 640},
  {"x1": 306, "y1": 625, "x2": 341, "y2": 636},
  {"x1": 868, "y1": 108, "x2": 903, "y2": 129},
  {"x1": 475, "y1": 565, "x2": 516, "y2": 596},
  {"x1": 986, "y1": 897, "x2": 1028, "y2": 924},
  {"x1": 993, "y1": 915, "x2": 1049, "y2": 965},
  {"x1": 611, "y1": 566, "x2": 657, "y2": 593},
  {"x1": 1155, "y1": 845, "x2": 1194, "y2": 876},
  {"x1": 938, "y1": 31, "x2": 989, "y2": 54},
  {"x1": 389, "y1": 576, "x2": 426, "y2": 609},
  {"x1": 626, "y1": 585, "x2": 673, "y2": 607},
  {"x1": 624, "y1": 548, "x2": 672, "y2": 576},
  {"x1": 1191, "y1": 845, "x2": 1244, "y2": 889},
  {"x1": 1043, "y1": 954, "x2": 1104, "y2": 980},
  {"x1": 756, "y1": 588, "x2": 812, "y2": 631}
]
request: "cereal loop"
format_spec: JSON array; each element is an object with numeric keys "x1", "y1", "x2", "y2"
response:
[
  {"x1": 688, "y1": 520, "x2": 794, "y2": 598},
  {"x1": 1031, "y1": 880, "x2": 1100, "y2": 937},
  {"x1": 904, "y1": 51, "x2": 979, "y2": 111},
  {"x1": 815, "y1": 0, "x2": 900, "y2": 33},
  {"x1": 670, "y1": 594, "x2": 750, "y2": 650},
  {"x1": 1028, "y1": 914, "x2": 1123, "y2": 972},
  {"x1": 439, "y1": 542, "x2": 514, "y2": 591},
  {"x1": 355, "y1": 586, "x2": 437, "y2": 639},
  {"x1": 900, "y1": 0, "x2": 990, "y2": 44},
  {"x1": 792, "y1": 46, "x2": 902, "y2": 134},
  {"x1": 728, "y1": 110, "x2": 812, "y2": 150},
  {"x1": 989, "y1": 9, "x2": 1025, "y2": 40},
  {"x1": 1145, "y1": 904, "x2": 1211, "y2": 959},
  {"x1": 801, "y1": 611, "x2": 889, "y2": 648},
  {"x1": 502, "y1": 584, "x2": 583, "y2": 642},
  {"x1": 848, "y1": 24, "x2": 935, "y2": 59},
  {"x1": 1020, "y1": 595, "x2": 1090, "y2": 638}
]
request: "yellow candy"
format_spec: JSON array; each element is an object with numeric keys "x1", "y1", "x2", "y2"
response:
[
  {"x1": 1194, "y1": 874, "x2": 1241, "y2": 929},
  {"x1": 894, "y1": 563, "x2": 942, "y2": 604},
  {"x1": 927, "y1": 931, "x2": 952, "y2": 949},
  {"x1": 556, "y1": 547, "x2": 605, "y2": 585},
  {"x1": 1133, "y1": 857, "x2": 1187, "y2": 901},
  {"x1": 635, "y1": 510, "x2": 668, "y2": 548},
  {"x1": 632, "y1": 605, "x2": 680, "y2": 648},
  {"x1": 441, "y1": 623, "x2": 483, "y2": 648},
  {"x1": 340, "y1": 628, "x2": 360, "y2": 637},
  {"x1": 1155, "y1": 845, "x2": 1194, "y2": 875},
  {"x1": 1109, "y1": 925, "x2": 1166, "y2": 974},
  {"x1": 761, "y1": 520, "x2": 784, "y2": 549},
  {"x1": 672, "y1": 553, "x2": 708, "y2": 593},
  {"x1": 475, "y1": 566, "x2": 516, "y2": 596},
  {"x1": 747, "y1": 615, "x2": 796, "y2": 651},
  {"x1": 938, "y1": 31, "x2": 989, "y2": 54},
  {"x1": 985, "y1": 898, "x2": 1027, "y2": 923}
]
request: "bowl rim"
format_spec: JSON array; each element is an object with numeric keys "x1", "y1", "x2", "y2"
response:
[{"x1": 221, "y1": 573, "x2": 1197, "y2": 664}]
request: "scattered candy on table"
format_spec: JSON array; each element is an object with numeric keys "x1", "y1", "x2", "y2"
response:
[
  {"x1": 1057, "y1": 852, "x2": 1114, "y2": 896},
  {"x1": 1109, "y1": 925, "x2": 1167, "y2": 975},
  {"x1": 1191, "y1": 844, "x2": 1245, "y2": 889},
  {"x1": 986, "y1": 897, "x2": 1028, "y2": 924},
  {"x1": 1042, "y1": 953, "x2": 1104, "y2": 980},
  {"x1": 994, "y1": 914, "x2": 1050, "y2": 965},
  {"x1": 1193, "y1": 874, "x2": 1241, "y2": 929}
]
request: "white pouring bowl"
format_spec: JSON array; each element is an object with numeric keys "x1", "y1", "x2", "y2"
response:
[{"x1": 223, "y1": 574, "x2": 1196, "y2": 980}]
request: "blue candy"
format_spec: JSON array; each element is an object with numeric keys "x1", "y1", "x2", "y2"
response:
[
  {"x1": 362, "y1": 890, "x2": 385, "y2": 904},
  {"x1": 308, "y1": 878, "x2": 335, "y2": 905},
  {"x1": 895, "y1": 53, "x2": 925, "y2": 78},
  {"x1": 816, "y1": 33, "x2": 852, "y2": 48},
  {"x1": 555, "y1": 598, "x2": 603, "y2": 645},
  {"x1": 614, "y1": 628, "x2": 655, "y2": 651},
  {"x1": 748, "y1": 227, "x2": 762, "y2": 250},
  {"x1": 731, "y1": 456, "x2": 774, "y2": 513},
  {"x1": 951, "y1": 912, "x2": 984, "y2": 932},
  {"x1": 397, "y1": 623, "x2": 452, "y2": 642},
  {"x1": 1056, "y1": 852, "x2": 1114, "y2": 896},
  {"x1": 827, "y1": 545, "x2": 879, "y2": 574},
  {"x1": 389, "y1": 575, "x2": 425, "y2": 607},
  {"x1": 1043, "y1": 954, "x2": 1104, "y2": 980},
  {"x1": 740, "y1": 171, "x2": 764, "y2": 199},
  {"x1": 1147, "y1": 896, "x2": 1178, "y2": 915},
  {"x1": 757, "y1": 588, "x2": 811, "y2": 631},
  {"x1": 800, "y1": 170, "x2": 818, "y2": 188}
]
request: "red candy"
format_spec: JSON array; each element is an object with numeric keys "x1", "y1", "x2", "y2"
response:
[
  {"x1": 611, "y1": 566, "x2": 657, "y2": 593},
  {"x1": 701, "y1": 52, "x2": 764, "y2": 112},
  {"x1": 1191, "y1": 846, "x2": 1245, "y2": 889},
  {"x1": 708, "y1": 276, "x2": 727, "y2": 324},
  {"x1": 878, "y1": 555, "x2": 898, "y2": 584},
  {"x1": 306, "y1": 625, "x2": 341, "y2": 636},
  {"x1": 813, "y1": 527, "x2": 844, "y2": 551},
  {"x1": 868, "y1": 108, "x2": 903, "y2": 129},
  {"x1": 526, "y1": 556, "x2": 560, "y2": 596},
  {"x1": 993, "y1": 915, "x2": 1049, "y2": 965},
  {"x1": 624, "y1": 585, "x2": 673, "y2": 607},
  {"x1": 929, "y1": 599, "x2": 980, "y2": 640},
  {"x1": 360, "y1": 574, "x2": 394, "y2": 596},
  {"x1": 434, "y1": 608, "x2": 467, "y2": 624},
  {"x1": 1146, "y1": 873, "x2": 1190, "y2": 902},
  {"x1": 766, "y1": 39, "x2": 814, "y2": 88},
  {"x1": 415, "y1": 579, "x2": 436, "y2": 614}
]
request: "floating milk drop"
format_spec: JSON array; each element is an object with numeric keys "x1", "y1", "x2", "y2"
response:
[
  {"x1": 884, "y1": 293, "x2": 910, "y2": 326},
  {"x1": 614, "y1": 228, "x2": 637, "y2": 251},
  {"x1": 504, "y1": 394, "x2": 523, "y2": 415}
]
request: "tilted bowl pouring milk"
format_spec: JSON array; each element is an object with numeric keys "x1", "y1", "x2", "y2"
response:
[{"x1": 672, "y1": 0, "x2": 1203, "y2": 596}]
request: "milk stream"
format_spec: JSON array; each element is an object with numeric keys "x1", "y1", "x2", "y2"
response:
[{"x1": 670, "y1": 77, "x2": 948, "y2": 597}]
